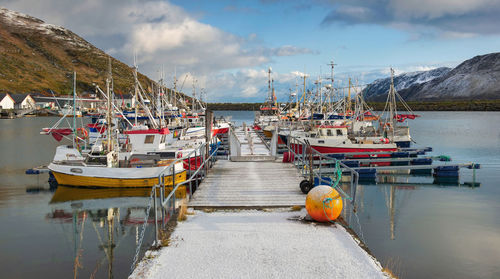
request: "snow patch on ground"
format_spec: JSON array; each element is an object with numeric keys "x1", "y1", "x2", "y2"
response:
[{"x1": 130, "y1": 209, "x2": 388, "y2": 279}]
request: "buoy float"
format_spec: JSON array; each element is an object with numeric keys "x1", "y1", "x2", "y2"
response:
[{"x1": 305, "y1": 185, "x2": 343, "y2": 222}]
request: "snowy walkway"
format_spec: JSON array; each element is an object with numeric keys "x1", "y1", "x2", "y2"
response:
[
  {"x1": 234, "y1": 125, "x2": 269, "y2": 156},
  {"x1": 131, "y1": 210, "x2": 387, "y2": 279},
  {"x1": 188, "y1": 160, "x2": 305, "y2": 208}
]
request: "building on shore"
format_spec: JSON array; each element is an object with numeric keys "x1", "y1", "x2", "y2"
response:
[{"x1": 0, "y1": 93, "x2": 15, "y2": 109}]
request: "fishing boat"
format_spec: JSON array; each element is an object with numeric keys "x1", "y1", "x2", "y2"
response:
[
  {"x1": 380, "y1": 69, "x2": 420, "y2": 148},
  {"x1": 48, "y1": 61, "x2": 187, "y2": 188},
  {"x1": 253, "y1": 68, "x2": 280, "y2": 132},
  {"x1": 290, "y1": 126, "x2": 397, "y2": 154},
  {"x1": 48, "y1": 149, "x2": 185, "y2": 188}
]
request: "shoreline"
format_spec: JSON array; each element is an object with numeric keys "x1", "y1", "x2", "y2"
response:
[{"x1": 206, "y1": 100, "x2": 500, "y2": 111}]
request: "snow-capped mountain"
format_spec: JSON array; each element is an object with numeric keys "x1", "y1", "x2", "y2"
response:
[
  {"x1": 399, "y1": 53, "x2": 500, "y2": 101},
  {"x1": 362, "y1": 67, "x2": 451, "y2": 101}
]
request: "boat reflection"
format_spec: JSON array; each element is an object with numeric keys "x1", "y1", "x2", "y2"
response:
[
  {"x1": 340, "y1": 174, "x2": 480, "y2": 241},
  {"x1": 46, "y1": 186, "x2": 158, "y2": 279}
]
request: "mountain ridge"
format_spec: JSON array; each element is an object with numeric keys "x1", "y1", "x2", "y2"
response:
[
  {"x1": 399, "y1": 53, "x2": 500, "y2": 100},
  {"x1": 0, "y1": 7, "x2": 153, "y2": 95},
  {"x1": 362, "y1": 67, "x2": 451, "y2": 101}
]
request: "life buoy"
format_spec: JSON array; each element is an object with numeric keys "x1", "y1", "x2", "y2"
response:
[
  {"x1": 380, "y1": 138, "x2": 390, "y2": 144},
  {"x1": 76, "y1": 128, "x2": 88, "y2": 139}
]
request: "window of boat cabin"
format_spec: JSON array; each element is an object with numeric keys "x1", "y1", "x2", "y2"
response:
[
  {"x1": 336, "y1": 129, "x2": 343, "y2": 136},
  {"x1": 160, "y1": 135, "x2": 166, "y2": 143},
  {"x1": 145, "y1": 135, "x2": 155, "y2": 144},
  {"x1": 327, "y1": 129, "x2": 333, "y2": 136}
]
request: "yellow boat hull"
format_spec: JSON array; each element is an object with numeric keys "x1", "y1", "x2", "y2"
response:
[
  {"x1": 52, "y1": 170, "x2": 187, "y2": 188},
  {"x1": 263, "y1": 129, "x2": 273, "y2": 138}
]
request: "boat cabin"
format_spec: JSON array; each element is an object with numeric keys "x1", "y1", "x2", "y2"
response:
[
  {"x1": 309, "y1": 127, "x2": 348, "y2": 138},
  {"x1": 124, "y1": 127, "x2": 173, "y2": 153}
]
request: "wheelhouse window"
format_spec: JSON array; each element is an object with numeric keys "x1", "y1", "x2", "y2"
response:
[
  {"x1": 327, "y1": 129, "x2": 333, "y2": 136},
  {"x1": 144, "y1": 135, "x2": 155, "y2": 144},
  {"x1": 336, "y1": 129, "x2": 343, "y2": 136}
]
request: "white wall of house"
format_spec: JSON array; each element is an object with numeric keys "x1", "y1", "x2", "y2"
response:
[
  {"x1": 0, "y1": 95, "x2": 15, "y2": 109},
  {"x1": 21, "y1": 95, "x2": 36, "y2": 109},
  {"x1": 15, "y1": 95, "x2": 36, "y2": 109}
]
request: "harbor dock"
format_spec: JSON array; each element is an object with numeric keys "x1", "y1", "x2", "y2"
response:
[
  {"x1": 189, "y1": 160, "x2": 305, "y2": 208},
  {"x1": 130, "y1": 127, "x2": 388, "y2": 278},
  {"x1": 131, "y1": 209, "x2": 387, "y2": 279}
]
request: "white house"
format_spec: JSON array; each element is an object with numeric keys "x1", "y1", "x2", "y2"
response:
[
  {"x1": 115, "y1": 93, "x2": 136, "y2": 110},
  {"x1": 0, "y1": 93, "x2": 15, "y2": 109},
  {"x1": 11, "y1": 94, "x2": 36, "y2": 109}
]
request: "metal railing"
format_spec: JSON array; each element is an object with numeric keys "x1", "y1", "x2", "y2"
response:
[
  {"x1": 285, "y1": 135, "x2": 359, "y2": 204},
  {"x1": 130, "y1": 136, "x2": 220, "y2": 274}
]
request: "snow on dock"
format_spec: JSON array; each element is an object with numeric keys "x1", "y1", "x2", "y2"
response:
[
  {"x1": 189, "y1": 160, "x2": 305, "y2": 208},
  {"x1": 131, "y1": 157, "x2": 388, "y2": 278},
  {"x1": 131, "y1": 209, "x2": 387, "y2": 279}
]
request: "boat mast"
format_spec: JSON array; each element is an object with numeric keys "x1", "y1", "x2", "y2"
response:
[
  {"x1": 173, "y1": 68, "x2": 177, "y2": 108},
  {"x1": 106, "y1": 58, "x2": 113, "y2": 153},
  {"x1": 389, "y1": 68, "x2": 397, "y2": 138},
  {"x1": 72, "y1": 71, "x2": 76, "y2": 148},
  {"x1": 302, "y1": 73, "x2": 306, "y2": 117},
  {"x1": 192, "y1": 78, "x2": 196, "y2": 112},
  {"x1": 267, "y1": 67, "x2": 272, "y2": 106},
  {"x1": 327, "y1": 60, "x2": 336, "y2": 113},
  {"x1": 348, "y1": 78, "x2": 352, "y2": 113},
  {"x1": 133, "y1": 54, "x2": 138, "y2": 126}
]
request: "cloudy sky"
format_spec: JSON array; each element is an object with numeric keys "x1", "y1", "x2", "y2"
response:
[{"x1": 1, "y1": 0, "x2": 500, "y2": 102}]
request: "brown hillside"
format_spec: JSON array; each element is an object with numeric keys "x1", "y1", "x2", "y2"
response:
[{"x1": 0, "y1": 7, "x2": 152, "y2": 96}]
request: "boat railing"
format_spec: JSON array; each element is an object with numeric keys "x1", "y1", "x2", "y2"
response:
[{"x1": 285, "y1": 135, "x2": 359, "y2": 205}]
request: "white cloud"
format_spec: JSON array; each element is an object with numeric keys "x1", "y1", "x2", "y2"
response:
[{"x1": 0, "y1": 0, "x2": 317, "y2": 101}]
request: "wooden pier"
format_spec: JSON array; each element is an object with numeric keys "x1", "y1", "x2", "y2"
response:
[
  {"x1": 189, "y1": 159, "x2": 305, "y2": 208},
  {"x1": 131, "y1": 126, "x2": 387, "y2": 278}
]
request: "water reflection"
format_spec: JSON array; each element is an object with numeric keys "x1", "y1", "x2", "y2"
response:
[
  {"x1": 342, "y1": 172, "x2": 481, "y2": 242},
  {"x1": 46, "y1": 186, "x2": 154, "y2": 279}
]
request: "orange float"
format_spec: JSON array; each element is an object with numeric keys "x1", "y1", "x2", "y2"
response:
[{"x1": 305, "y1": 186, "x2": 343, "y2": 222}]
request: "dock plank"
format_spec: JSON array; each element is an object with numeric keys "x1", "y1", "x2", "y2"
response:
[{"x1": 189, "y1": 160, "x2": 305, "y2": 208}]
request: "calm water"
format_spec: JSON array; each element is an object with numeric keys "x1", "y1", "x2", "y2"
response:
[
  {"x1": 0, "y1": 117, "x2": 156, "y2": 278},
  {"x1": 216, "y1": 110, "x2": 500, "y2": 279},
  {"x1": 0, "y1": 112, "x2": 499, "y2": 278}
]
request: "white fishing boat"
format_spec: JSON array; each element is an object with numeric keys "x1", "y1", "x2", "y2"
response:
[
  {"x1": 291, "y1": 126, "x2": 397, "y2": 154},
  {"x1": 48, "y1": 61, "x2": 187, "y2": 188}
]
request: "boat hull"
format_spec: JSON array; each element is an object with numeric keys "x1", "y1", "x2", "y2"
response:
[
  {"x1": 290, "y1": 143, "x2": 397, "y2": 154},
  {"x1": 51, "y1": 170, "x2": 187, "y2": 188},
  {"x1": 395, "y1": 141, "x2": 411, "y2": 148},
  {"x1": 49, "y1": 161, "x2": 187, "y2": 188}
]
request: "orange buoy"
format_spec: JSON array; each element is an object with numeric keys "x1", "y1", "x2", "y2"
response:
[{"x1": 305, "y1": 186, "x2": 343, "y2": 222}]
